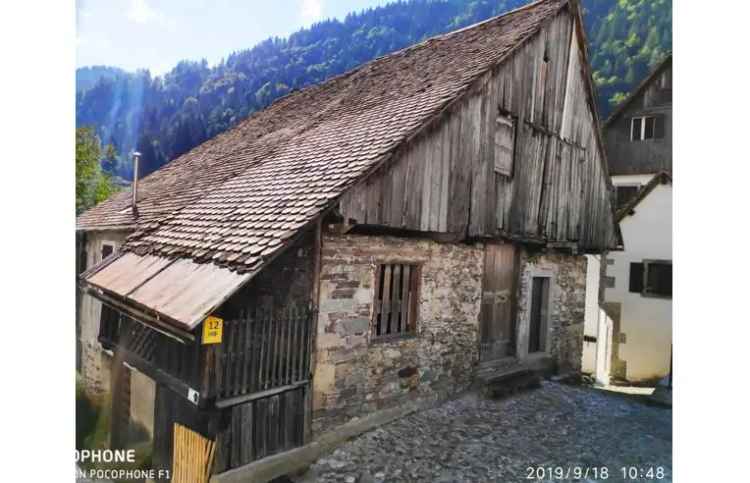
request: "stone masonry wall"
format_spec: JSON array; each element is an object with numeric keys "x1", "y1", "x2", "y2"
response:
[
  {"x1": 312, "y1": 233, "x2": 484, "y2": 433},
  {"x1": 516, "y1": 250, "x2": 587, "y2": 374}
]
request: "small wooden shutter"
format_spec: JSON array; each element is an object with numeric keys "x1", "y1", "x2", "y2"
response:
[
  {"x1": 645, "y1": 262, "x2": 672, "y2": 297},
  {"x1": 654, "y1": 114, "x2": 666, "y2": 139},
  {"x1": 494, "y1": 115, "x2": 516, "y2": 176},
  {"x1": 629, "y1": 263, "x2": 644, "y2": 293}
]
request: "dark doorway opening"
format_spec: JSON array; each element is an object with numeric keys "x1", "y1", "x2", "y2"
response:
[{"x1": 528, "y1": 277, "x2": 550, "y2": 353}]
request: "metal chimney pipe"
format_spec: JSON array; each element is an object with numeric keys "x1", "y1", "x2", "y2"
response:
[{"x1": 132, "y1": 151, "x2": 141, "y2": 217}]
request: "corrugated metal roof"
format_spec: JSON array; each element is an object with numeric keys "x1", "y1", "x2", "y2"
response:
[
  {"x1": 127, "y1": 258, "x2": 251, "y2": 329},
  {"x1": 87, "y1": 253, "x2": 173, "y2": 295},
  {"x1": 84, "y1": 253, "x2": 251, "y2": 331}
]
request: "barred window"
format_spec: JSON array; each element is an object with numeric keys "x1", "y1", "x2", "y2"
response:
[{"x1": 373, "y1": 264, "x2": 420, "y2": 339}]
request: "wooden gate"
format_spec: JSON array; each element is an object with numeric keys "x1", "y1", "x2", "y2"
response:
[
  {"x1": 172, "y1": 424, "x2": 216, "y2": 483},
  {"x1": 213, "y1": 384, "x2": 307, "y2": 472},
  {"x1": 479, "y1": 243, "x2": 519, "y2": 361}
]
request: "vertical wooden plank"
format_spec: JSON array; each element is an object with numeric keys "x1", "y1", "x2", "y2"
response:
[
  {"x1": 408, "y1": 265, "x2": 420, "y2": 334},
  {"x1": 254, "y1": 398, "x2": 267, "y2": 460},
  {"x1": 391, "y1": 264, "x2": 402, "y2": 333},
  {"x1": 296, "y1": 311, "x2": 304, "y2": 382},
  {"x1": 420, "y1": 138, "x2": 433, "y2": 231},
  {"x1": 372, "y1": 265, "x2": 383, "y2": 336},
  {"x1": 268, "y1": 394, "x2": 280, "y2": 455},
  {"x1": 468, "y1": 93, "x2": 486, "y2": 237},
  {"x1": 230, "y1": 405, "x2": 242, "y2": 469},
  {"x1": 259, "y1": 312, "x2": 268, "y2": 391},
  {"x1": 438, "y1": 125, "x2": 450, "y2": 232},
  {"x1": 381, "y1": 265, "x2": 392, "y2": 335},
  {"x1": 390, "y1": 148, "x2": 406, "y2": 226},
  {"x1": 239, "y1": 403, "x2": 253, "y2": 465},
  {"x1": 429, "y1": 130, "x2": 443, "y2": 231},
  {"x1": 273, "y1": 311, "x2": 283, "y2": 388},
  {"x1": 399, "y1": 265, "x2": 411, "y2": 333},
  {"x1": 241, "y1": 318, "x2": 250, "y2": 394}
]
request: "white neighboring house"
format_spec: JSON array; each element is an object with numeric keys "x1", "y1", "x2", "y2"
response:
[
  {"x1": 606, "y1": 173, "x2": 672, "y2": 382},
  {"x1": 595, "y1": 55, "x2": 673, "y2": 384}
]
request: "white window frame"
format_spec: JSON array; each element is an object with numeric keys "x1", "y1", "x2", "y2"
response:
[{"x1": 630, "y1": 116, "x2": 658, "y2": 141}]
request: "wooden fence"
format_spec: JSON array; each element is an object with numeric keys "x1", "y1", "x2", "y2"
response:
[
  {"x1": 211, "y1": 306, "x2": 313, "y2": 400},
  {"x1": 100, "y1": 314, "x2": 202, "y2": 387}
]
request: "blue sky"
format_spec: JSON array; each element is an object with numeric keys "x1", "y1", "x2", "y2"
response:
[{"x1": 76, "y1": 0, "x2": 392, "y2": 74}]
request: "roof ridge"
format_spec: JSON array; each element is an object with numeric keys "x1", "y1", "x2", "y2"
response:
[{"x1": 604, "y1": 53, "x2": 672, "y2": 127}]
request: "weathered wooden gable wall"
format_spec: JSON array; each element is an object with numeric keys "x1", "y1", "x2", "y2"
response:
[
  {"x1": 604, "y1": 61, "x2": 672, "y2": 176},
  {"x1": 339, "y1": 7, "x2": 615, "y2": 252}
]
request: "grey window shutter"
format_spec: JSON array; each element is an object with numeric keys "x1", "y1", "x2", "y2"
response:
[
  {"x1": 654, "y1": 114, "x2": 666, "y2": 139},
  {"x1": 629, "y1": 262, "x2": 644, "y2": 293}
]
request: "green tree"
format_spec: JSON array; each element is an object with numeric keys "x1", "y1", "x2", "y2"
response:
[{"x1": 76, "y1": 126, "x2": 118, "y2": 214}]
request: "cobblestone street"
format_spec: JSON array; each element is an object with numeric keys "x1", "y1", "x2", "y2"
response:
[{"x1": 293, "y1": 382, "x2": 672, "y2": 483}]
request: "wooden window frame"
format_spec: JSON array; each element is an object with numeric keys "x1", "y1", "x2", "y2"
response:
[{"x1": 371, "y1": 262, "x2": 421, "y2": 342}]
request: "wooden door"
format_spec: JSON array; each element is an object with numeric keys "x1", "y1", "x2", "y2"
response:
[{"x1": 480, "y1": 243, "x2": 518, "y2": 361}]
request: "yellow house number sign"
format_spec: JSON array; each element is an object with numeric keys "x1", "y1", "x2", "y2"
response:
[{"x1": 202, "y1": 315, "x2": 223, "y2": 345}]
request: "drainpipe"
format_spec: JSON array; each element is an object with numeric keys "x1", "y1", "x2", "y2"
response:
[{"x1": 132, "y1": 151, "x2": 141, "y2": 218}]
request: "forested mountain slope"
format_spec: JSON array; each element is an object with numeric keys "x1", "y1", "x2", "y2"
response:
[{"x1": 76, "y1": 0, "x2": 671, "y2": 179}]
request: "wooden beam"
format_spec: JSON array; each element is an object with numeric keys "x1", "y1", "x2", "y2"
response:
[
  {"x1": 118, "y1": 345, "x2": 209, "y2": 408},
  {"x1": 347, "y1": 224, "x2": 467, "y2": 243},
  {"x1": 215, "y1": 381, "x2": 309, "y2": 409},
  {"x1": 83, "y1": 285, "x2": 195, "y2": 343}
]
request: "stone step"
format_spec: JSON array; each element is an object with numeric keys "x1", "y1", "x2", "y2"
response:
[{"x1": 485, "y1": 372, "x2": 541, "y2": 399}]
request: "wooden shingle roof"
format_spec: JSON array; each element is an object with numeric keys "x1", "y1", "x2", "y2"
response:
[{"x1": 78, "y1": 0, "x2": 568, "y2": 275}]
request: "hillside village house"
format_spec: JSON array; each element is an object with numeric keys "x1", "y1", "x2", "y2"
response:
[
  {"x1": 592, "y1": 55, "x2": 672, "y2": 384},
  {"x1": 76, "y1": 0, "x2": 619, "y2": 477}
]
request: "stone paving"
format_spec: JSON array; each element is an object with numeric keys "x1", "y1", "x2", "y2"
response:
[{"x1": 293, "y1": 381, "x2": 672, "y2": 483}]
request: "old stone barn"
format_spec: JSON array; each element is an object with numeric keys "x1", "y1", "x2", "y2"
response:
[{"x1": 76, "y1": 0, "x2": 618, "y2": 478}]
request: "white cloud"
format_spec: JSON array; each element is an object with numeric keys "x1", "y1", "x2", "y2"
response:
[
  {"x1": 125, "y1": 0, "x2": 177, "y2": 32},
  {"x1": 301, "y1": 0, "x2": 323, "y2": 23},
  {"x1": 127, "y1": 0, "x2": 159, "y2": 24}
]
